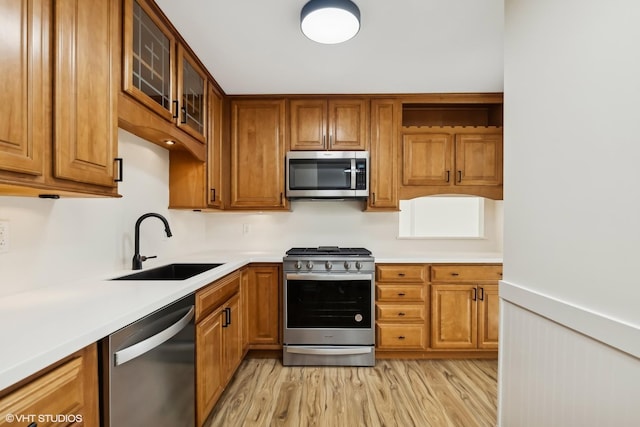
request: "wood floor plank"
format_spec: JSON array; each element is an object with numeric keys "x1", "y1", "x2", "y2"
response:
[{"x1": 206, "y1": 358, "x2": 498, "y2": 427}]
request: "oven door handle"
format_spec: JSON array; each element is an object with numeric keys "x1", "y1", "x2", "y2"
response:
[
  {"x1": 285, "y1": 346, "x2": 373, "y2": 356},
  {"x1": 285, "y1": 273, "x2": 373, "y2": 281}
]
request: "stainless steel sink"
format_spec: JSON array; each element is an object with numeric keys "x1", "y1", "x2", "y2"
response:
[{"x1": 111, "y1": 263, "x2": 224, "y2": 281}]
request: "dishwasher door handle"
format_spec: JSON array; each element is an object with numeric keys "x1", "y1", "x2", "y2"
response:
[{"x1": 114, "y1": 306, "x2": 195, "y2": 366}]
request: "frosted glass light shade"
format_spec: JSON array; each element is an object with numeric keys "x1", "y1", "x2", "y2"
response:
[{"x1": 301, "y1": 0, "x2": 361, "y2": 44}]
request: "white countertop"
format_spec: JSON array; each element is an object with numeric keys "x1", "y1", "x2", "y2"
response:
[{"x1": 0, "y1": 250, "x2": 501, "y2": 390}]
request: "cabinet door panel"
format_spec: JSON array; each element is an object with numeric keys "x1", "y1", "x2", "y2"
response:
[
  {"x1": 402, "y1": 133, "x2": 452, "y2": 186},
  {"x1": 196, "y1": 309, "x2": 224, "y2": 427},
  {"x1": 207, "y1": 85, "x2": 224, "y2": 208},
  {"x1": 478, "y1": 284, "x2": 499, "y2": 349},
  {"x1": 431, "y1": 284, "x2": 477, "y2": 349},
  {"x1": 455, "y1": 134, "x2": 503, "y2": 186},
  {"x1": 223, "y1": 295, "x2": 243, "y2": 380},
  {"x1": 231, "y1": 100, "x2": 286, "y2": 208},
  {"x1": 123, "y1": 0, "x2": 175, "y2": 122},
  {"x1": 289, "y1": 99, "x2": 326, "y2": 150},
  {"x1": 247, "y1": 265, "x2": 281, "y2": 346},
  {"x1": 177, "y1": 46, "x2": 206, "y2": 142},
  {"x1": 368, "y1": 99, "x2": 398, "y2": 209},
  {"x1": 329, "y1": 99, "x2": 367, "y2": 150},
  {"x1": 0, "y1": 0, "x2": 46, "y2": 176},
  {"x1": 54, "y1": 0, "x2": 118, "y2": 187}
]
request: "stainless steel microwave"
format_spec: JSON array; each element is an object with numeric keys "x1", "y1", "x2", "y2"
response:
[{"x1": 285, "y1": 151, "x2": 369, "y2": 199}]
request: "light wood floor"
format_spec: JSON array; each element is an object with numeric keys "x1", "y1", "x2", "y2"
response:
[{"x1": 206, "y1": 358, "x2": 498, "y2": 427}]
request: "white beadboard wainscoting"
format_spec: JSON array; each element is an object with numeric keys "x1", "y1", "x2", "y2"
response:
[{"x1": 499, "y1": 282, "x2": 640, "y2": 427}]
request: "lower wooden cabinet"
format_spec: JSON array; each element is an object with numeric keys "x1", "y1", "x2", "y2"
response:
[
  {"x1": 245, "y1": 264, "x2": 281, "y2": 349},
  {"x1": 0, "y1": 344, "x2": 99, "y2": 427},
  {"x1": 195, "y1": 272, "x2": 243, "y2": 427},
  {"x1": 430, "y1": 265, "x2": 501, "y2": 351},
  {"x1": 375, "y1": 263, "x2": 501, "y2": 357},
  {"x1": 375, "y1": 264, "x2": 428, "y2": 351}
]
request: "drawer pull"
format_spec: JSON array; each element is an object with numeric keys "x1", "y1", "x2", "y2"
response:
[
  {"x1": 398, "y1": 336, "x2": 406, "y2": 340},
  {"x1": 398, "y1": 273, "x2": 406, "y2": 277},
  {"x1": 397, "y1": 292, "x2": 406, "y2": 296},
  {"x1": 398, "y1": 312, "x2": 406, "y2": 316},
  {"x1": 451, "y1": 272, "x2": 460, "y2": 276}
]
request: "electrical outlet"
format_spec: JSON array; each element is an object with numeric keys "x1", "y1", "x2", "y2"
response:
[
  {"x1": 0, "y1": 221, "x2": 9, "y2": 253},
  {"x1": 242, "y1": 224, "x2": 251, "y2": 235}
]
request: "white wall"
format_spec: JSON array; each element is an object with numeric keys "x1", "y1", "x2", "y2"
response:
[
  {"x1": 502, "y1": 0, "x2": 640, "y2": 424},
  {"x1": 0, "y1": 130, "x2": 208, "y2": 297},
  {"x1": 203, "y1": 199, "x2": 503, "y2": 257}
]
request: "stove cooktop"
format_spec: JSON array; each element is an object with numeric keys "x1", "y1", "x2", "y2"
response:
[{"x1": 285, "y1": 247, "x2": 372, "y2": 257}]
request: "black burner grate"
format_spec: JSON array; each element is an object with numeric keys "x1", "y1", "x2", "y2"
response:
[{"x1": 286, "y1": 247, "x2": 372, "y2": 256}]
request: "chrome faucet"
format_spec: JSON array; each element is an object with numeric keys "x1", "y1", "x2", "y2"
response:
[{"x1": 132, "y1": 213, "x2": 173, "y2": 270}]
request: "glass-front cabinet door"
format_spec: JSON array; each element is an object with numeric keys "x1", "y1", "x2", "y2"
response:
[
  {"x1": 177, "y1": 46, "x2": 207, "y2": 142},
  {"x1": 123, "y1": 0, "x2": 176, "y2": 122}
]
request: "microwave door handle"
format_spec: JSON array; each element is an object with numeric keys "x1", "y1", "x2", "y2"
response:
[{"x1": 350, "y1": 158, "x2": 356, "y2": 190}]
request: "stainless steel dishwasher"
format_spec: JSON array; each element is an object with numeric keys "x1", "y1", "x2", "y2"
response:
[{"x1": 101, "y1": 294, "x2": 195, "y2": 427}]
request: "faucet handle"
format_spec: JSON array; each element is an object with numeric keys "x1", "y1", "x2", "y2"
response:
[{"x1": 141, "y1": 255, "x2": 157, "y2": 262}]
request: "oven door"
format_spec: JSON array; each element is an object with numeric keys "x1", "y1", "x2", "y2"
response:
[{"x1": 284, "y1": 272, "x2": 374, "y2": 346}]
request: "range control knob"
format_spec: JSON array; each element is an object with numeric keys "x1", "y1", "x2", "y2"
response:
[
  {"x1": 344, "y1": 261, "x2": 351, "y2": 270},
  {"x1": 355, "y1": 261, "x2": 363, "y2": 270},
  {"x1": 294, "y1": 261, "x2": 302, "y2": 270},
  {"x1": 306, "y1": 261, "x2": 314, "y2": 270},
  {"x1": 325, "y1": 261, "x2": 333, "y2": 270}
]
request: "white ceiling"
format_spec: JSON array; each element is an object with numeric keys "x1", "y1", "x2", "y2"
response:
[{"x1": 154, "y1": 0, "x2": 504, "y2": 95}]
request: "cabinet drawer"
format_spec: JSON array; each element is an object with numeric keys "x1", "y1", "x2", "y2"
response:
[
  {"x1": 431, "y1": 265, "x2": 502, "y2": 282},
  {"x1": 0, "y1": 358, "x2": 84, "y2": 426},
  {"x1": 376, "y1": 324, "x2": 426, "y2": 349},
  {"x1": 376, "y1": 304, "x2": 425, "y2": 322},
  {"x1": 376, "y1": 264, "x2": 426, "y2": 282},
  {"x1": 196, "y1": 271, "x2": 240, "y2": 321},
  {"x1": 376, "y1": 284, "x2": 425, "y2": 302}
]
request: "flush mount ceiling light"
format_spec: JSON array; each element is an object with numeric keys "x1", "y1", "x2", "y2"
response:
[{"x1": 301, "y1": 0, "x2": 361, "y2": 44}]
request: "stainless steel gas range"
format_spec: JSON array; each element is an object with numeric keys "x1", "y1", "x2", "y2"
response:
[{"x1": 282, "y1": 246, "x2": 375, "y2": 366}]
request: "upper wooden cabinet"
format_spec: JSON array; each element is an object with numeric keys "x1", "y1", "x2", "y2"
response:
[
  {"x1": 367, "y1": 99, "x2": 399, "y2": 211},
  {"x1": 169, "y1": 83, "x2": 225, "y2": 209},
  {"x1": 399, "y1": 96, "x2": 503, "y2": 200},
  {"x1": 0, "y1": 0, "x2": 120, "y2": 197},
  {"x1": 0, "y1": 0, "x2": 47, "y2": 178},
  {"x1": 289, "y1": 98, "x2": 368, "y2": 151},
  {"x1": 123, "y1": 0, "x2": 206, "y2": 142},
  {"x1": 176, "y1": 46, "x2": 207, "y2": 141},
  {"x1": 119, "y1": 0, "x2": 208, "y2": 159},
  {"x1": 230, "y1": 99, "x2": 287, "y2": 210},
  {"x1": 402, "y1": 131, "x2": 502, "y2": 187}
]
